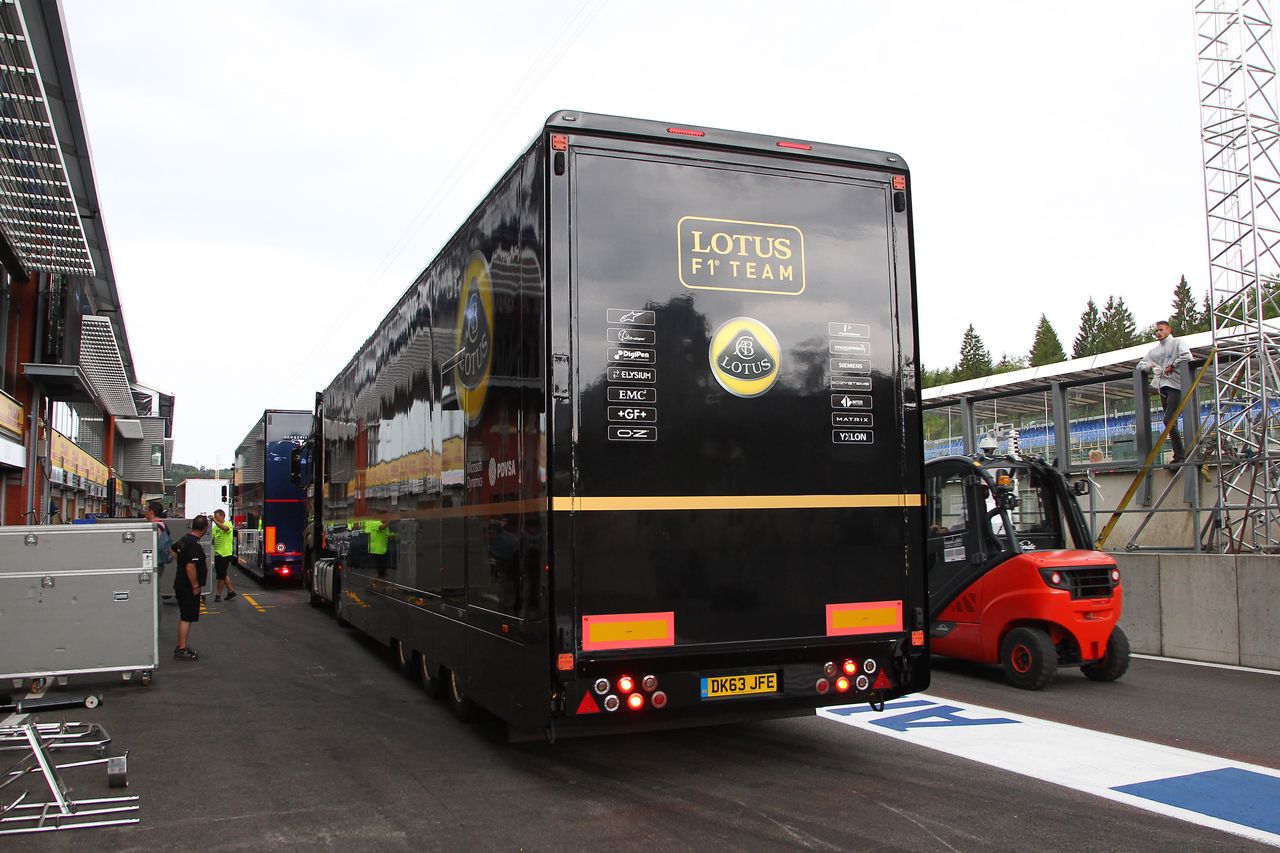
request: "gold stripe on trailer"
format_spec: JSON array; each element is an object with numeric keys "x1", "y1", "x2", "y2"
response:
[{"x1": 551, "y1": 494, "x2": 924, "y2": 512}]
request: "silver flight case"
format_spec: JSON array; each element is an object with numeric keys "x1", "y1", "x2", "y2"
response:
[{"x1": 0, "y1": 523, "x2": 158, "y2": 688}]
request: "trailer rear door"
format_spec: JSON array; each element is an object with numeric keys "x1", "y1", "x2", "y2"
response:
[{"x1": 566, "y1": 138, "x2": 921, "y2": 650}]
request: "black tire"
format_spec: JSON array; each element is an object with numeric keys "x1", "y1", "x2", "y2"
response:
[
  {"x1": 448, "y1": 669, "x2": 474, "y2": 722},
  {"x1": 332, "y1": 571, "x2": 348, "y2": 625},
  {"x1": 392, "y1": 639, "x2": 414, "y2": 678},
  {"x1": 1000, "y1": 626, "x2": 1058, "y2": 690},
  {"x1": 418, "y1": 653, "x2": 443, "y2": 699},
  {"x1": 1082, "y1": 626, "x2": 1131, "y2": 682}
]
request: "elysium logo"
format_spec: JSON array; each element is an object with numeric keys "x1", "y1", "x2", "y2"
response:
[
  {"x1": 709, "y1": 317, "x2": 781, "y2": 398},
  {"x1": 455, "y1": 252, "x2": 494, "y2": 425}
]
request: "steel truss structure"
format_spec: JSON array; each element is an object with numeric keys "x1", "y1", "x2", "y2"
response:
[{"x1": 1196, "y1": 0, "x2": 1280, "y2": 551}]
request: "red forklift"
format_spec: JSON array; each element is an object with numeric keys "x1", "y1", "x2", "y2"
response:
[{"x1": 924, "y1": 453, "x2": 1130, "y2": 689}]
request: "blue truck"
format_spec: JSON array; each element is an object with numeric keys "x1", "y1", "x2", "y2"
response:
[{"x1": 232, "y1": 409, "x2": 311, "y2": 582}]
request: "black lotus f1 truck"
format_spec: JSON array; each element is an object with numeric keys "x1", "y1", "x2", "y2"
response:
[{"x1": 296, "y1": 111, "x2": 928, "y2": 737}]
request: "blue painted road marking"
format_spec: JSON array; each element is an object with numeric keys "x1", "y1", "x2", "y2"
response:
[
  {"x1": 825, "y1": 699, "x2": 1016, "y2": 730},
  {"x1": 1114, "y1": 768, "x2": 1280, "y2": 836},
  {"x1": 818, "y1": 693, "x2": 1280, "y2": 847}
]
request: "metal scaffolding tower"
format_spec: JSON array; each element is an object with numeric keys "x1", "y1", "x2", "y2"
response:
[{"x1": 1196, "y1": 0, "x2": 1280, "y2": 551}]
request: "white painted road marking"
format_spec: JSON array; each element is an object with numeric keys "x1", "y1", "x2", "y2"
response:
[{"x1": 819, "y1": 693, "x2": 1280, "y2": 847}]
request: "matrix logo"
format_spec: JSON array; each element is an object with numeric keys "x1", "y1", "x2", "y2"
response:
[
  {"x1": 708, "y1": 317, "x2": 781, "y2": 398},
  {"x1": 455, "y1": 252, "x2": 494, "y2": 426}
]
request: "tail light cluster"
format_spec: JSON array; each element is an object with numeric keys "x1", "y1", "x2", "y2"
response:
[
  {"x1": 816, "y1": 658, "x2": 879, "y2": 695},
  {"x1": 593, "y1": 674, "x2": 666, "y2": 712}
]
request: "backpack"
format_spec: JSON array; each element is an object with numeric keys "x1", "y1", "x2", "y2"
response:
[{"x1": 156, "y1": 522, "x2": 173, "y2": 566}]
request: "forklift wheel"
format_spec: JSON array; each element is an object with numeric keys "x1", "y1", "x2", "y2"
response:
[
  {"x1": 1082, "y1": 626, "x2": 1131, "y2": 683},
  {"x1": 1000, "y1": 627, "x2": 1057, "y2": 690}
]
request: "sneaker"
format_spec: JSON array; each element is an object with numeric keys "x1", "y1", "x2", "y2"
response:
[
  {"x1": 173, "y1": 647, "x2": 199, "y2": 662},
  {"x1": 226, "y1": 590, "x2": 237, "y2": 600},
  {"x1": 214, "y1": 595, "x2": 222, "y2": 602}
]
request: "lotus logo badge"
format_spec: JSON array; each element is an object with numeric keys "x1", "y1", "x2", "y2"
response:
[
  {"x1": 708, "y1": 317, "x2": 781, "y2": 398},
  {"x1": 455, "y1": 252, "x2": 494, "y2": 424}
]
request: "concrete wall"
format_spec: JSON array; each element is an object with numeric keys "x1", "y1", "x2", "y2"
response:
[{"x1": 1114, "y1": 552, "x2": 1280, "y2": 670}]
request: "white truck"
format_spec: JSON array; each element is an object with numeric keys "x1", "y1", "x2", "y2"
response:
[{"x1": 175, "y1": 478, "x2": 229, "y2": 519}]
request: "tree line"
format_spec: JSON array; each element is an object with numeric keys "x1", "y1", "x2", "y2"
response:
[{"x1": 922, "y1": 275, "x2": 1210, "y2": 387}]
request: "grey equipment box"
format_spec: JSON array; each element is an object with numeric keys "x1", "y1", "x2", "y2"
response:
[{"x1": 0, "y1": 523, "x2": 159, "y2": 688}]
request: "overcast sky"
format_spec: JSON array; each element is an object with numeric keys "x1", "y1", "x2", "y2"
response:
[{"x1": 59, "y1": 1, "x2": 1206, "y2": 468}]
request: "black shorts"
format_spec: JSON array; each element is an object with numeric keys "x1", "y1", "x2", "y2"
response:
[
  {"x1": 174, "y1": 583, "x2": 201, "y2": 622},
  {"x1": 214, "y1": 554, "x2": 233, "y2": 579}
]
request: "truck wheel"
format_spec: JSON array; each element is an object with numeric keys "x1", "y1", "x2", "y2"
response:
[
  {"x1": 1082, "y1": 626, "x2": 1131, "y2": 682},
  {"x1": 418, "y1": 653, "x2": 443, "y2": 699},
  {"x1": 392, "y1": 639, "x2": 413, "y2": 677},
  {"x1": 448, "y1": 669, "x2": 474, "y2": 722},
  {"x1": 1000, "y1": 627, "x2": 1057, "y2": 690}
]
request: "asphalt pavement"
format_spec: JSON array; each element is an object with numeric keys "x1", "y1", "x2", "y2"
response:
[{"x1": 8, "y1": 567, "x2": 1276, "y2": 852}]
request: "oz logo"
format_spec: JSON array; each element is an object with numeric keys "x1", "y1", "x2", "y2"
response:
[
  {"x1": 709, "y1": 317, "x2": 781, "y2": 398},
  {"x1": 455, "y1": 252, "x2": 494, "y2": 426}
]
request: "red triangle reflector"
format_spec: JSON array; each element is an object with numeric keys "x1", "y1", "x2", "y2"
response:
[
  {"x1": 576, "y1": 692, "x2": 601, "y2": 715},
  {"x1": 873, "y1": 670, "x2": 892, "y2": 691}
]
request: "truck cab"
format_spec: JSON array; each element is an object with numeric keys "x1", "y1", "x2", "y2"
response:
[{"x1": 924, "y1": 454, "x2": 1129, "y2": 689}]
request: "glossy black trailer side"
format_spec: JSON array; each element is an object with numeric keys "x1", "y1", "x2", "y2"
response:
[{"x1": 309, "y1": 111, "x2": 928, "y2": 736}]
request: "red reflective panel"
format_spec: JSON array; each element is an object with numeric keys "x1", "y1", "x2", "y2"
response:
[
  {"x1": 551, "y1": 134, "x2": 568, "y2": 151},
  {"x1": 667, "y1": 127, "x2": 705, "y2": 137},
  {"x1": 776, "y1": 140, "x2": 812, "y2": 150},
  {"x1": 892, "y1": 175, "x2": 907, "y2": 190}
]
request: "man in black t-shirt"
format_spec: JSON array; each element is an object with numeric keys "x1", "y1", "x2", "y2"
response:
[{"x1": 173, "y1": 515, "x2": 210, "y2": 661}]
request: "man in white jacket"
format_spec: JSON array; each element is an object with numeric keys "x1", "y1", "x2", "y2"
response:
[{"x1": 1137, "y1": 320, "x2": 1192, "y2": 463}]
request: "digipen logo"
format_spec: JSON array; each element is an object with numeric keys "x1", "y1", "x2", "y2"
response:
[
  {"x1": 455, "y1": 252, "x2": 494, "y2": 426},
  {"x1": 708, "y1": 317, "x2": 781, "y2": 398}
]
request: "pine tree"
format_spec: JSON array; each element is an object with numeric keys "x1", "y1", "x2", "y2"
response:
[
  {"x1": 954, "y1": 325, "x2": 993, "y2": 381},
  {"x1": 1098, "y1": 296, "x2": 1141, "y2": 351},
  {"x1": 1195, "y1": 290, "x2": 1214, "y2": 333},
  {"x1": 1028, "y1": 314, "x2": 1067, "y2": 366},
  {"x1": 920, "y1": 364, "x2": 953, "y2": 389},
  {"x1": 994, "y1": 353, "x2": 1028, "y2": 374},
  {"x1": 1073, "y1": 298, "x2": 1103, "y2": 357},
  {"x1": 1169, "y1": 275, "x2": 1200, "y2": 335}
]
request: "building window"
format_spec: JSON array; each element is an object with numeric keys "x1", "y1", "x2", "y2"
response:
[{"x1": 151, "y1": 444, "x2": 164, "y2": 467}]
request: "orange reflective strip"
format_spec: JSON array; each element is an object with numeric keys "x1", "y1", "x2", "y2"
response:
[
  {"x1": 826, "y1": 600, "x2": 903, "y2": 636},
  {"x1": 582, "y1": 611, "x2": 675, "y2": 651},
  {"x1": 265, "y1": 526, "x2": 276, "y2": 555}
]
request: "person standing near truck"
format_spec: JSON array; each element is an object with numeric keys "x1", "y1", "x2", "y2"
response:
[
  {"x1": 173, "y1": 515, "x2": 210, "y2": 662},
  {"x1": 1137, "y1": 320, "x2": 1192, "y2": 463},
  {"x1": 210, "y1": 508, "x2": 237, "y2": 602},
  {"x1": 144, "y1": 500, "x2": 173, "y2": 582}
]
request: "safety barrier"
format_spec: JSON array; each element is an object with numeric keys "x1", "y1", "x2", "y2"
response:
[{"x1": 1115, "y1": 553, "x2": 1280, "y2": 670}]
